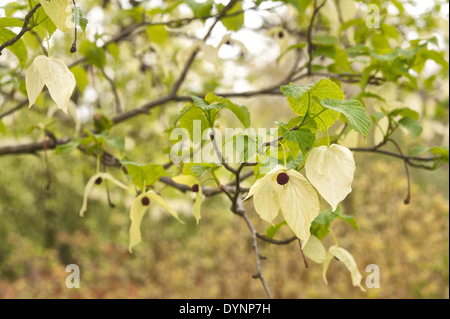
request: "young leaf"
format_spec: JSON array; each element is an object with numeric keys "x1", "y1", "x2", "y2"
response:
[
  {"x1": 338, "y1": 213, "x2": 359, "y2": 231},
  {"x1": 178, "y1": 106, "x2": 210, "y2": 138},
  {"x1": 314, "y1": 98, "x2": 372, "y2": 138},
  {"x1": 223, "y1": 102, "x2": 251, "y2": 128},
  {"x1": 398, "y1": 117, "x2": 423, "y2": 138},
  {"x1": 121, "y1": 159, "x2": 169, "y2": 191},
  {"x1": 55, "y1": 138, "x2": 82, "y2": 154},
  {"x1": 0, "y1": 28, "x2": 28, "y2": 66},
  {"x1": 310, "y1": 206, "x2": 341, "y2": 239},
  {"x1": 221, "y1": 1, "x2": 244, "y2": 31},
  {"x1": 283, "y1": 129, "x2": 316, "y2": 154},
  {"x1": 0, "y1": 120, "x2": 6, "y2": 135},
  {"x1": 265, "y1": 221, "x2": 287, "y2": 240},
  {"x1": 281, "y1": 80, "x2": 345, "y2": 130}
]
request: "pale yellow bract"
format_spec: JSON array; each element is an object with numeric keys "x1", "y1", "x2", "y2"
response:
[
  {"x1": 303, "y1": 235, "x2": 366, "y2": 292},
  {"x1": 244, "y1": 165, "x2": 320, "y2": 245},
  {"x1": 39, "y1": 0, "x2": 73, "y2": 32},
  {"x1": 26, "y1": 55, "x2": 76, "y2": 113},
  {"x1": 129, "y1": 191, "x2": 184, "y2": 253},
  {"x1": 305, "y1": 144, "x2": 356, "y2": 212},
  {"x1": 172, "y1": 175, "x2": 203, "y2": 224},
  {"x1": 79, "y1": 172, "x2": 128, "y2": 217}
]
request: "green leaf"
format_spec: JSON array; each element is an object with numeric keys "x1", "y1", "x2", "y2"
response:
[
  {"x1": 409, "y1": 146, "x2": 431, "y2": 157},
  {"x1": 182, "y1": 163, "x2": 217, "y2": 177},
  {"x1": 223, "y1": 102, "x2": 251, "y2": 128},
  {"x1": 398, "y1": 117, "x2": 422, "y2": 138},
  {"x1": 194, "y1": 93, "x2": 250, "y2": 128},
  {"x1": 55, "y1": 138, "x2": 82, "y2": 154},
  {"x1": 429, "y1": 146, "x2": 449, "y2": 163},
  {"x1": 121, "y1": 158, "x2": 169, "y2": 191},
  {"x1": 146, "y1": 25, "x2": 169, "y2": 45},
  {"x1": 221, "y1": 1, "x2": 244, "y2": 31},
  {"x1": 0, "y1": 28, "x2": 27, "y2": 66},
  {"x1": 409, "y1": 145, "x2": 449, "y2": 165},
  {"x1": 314, "y1": 98, "x2": 372, "y2": 138},
  {"x1": 184, "y1": 0, "x2": 213, "y2": 18},
  {"x1": 191, "y1": 95, "x2": 210, "y2": 109},
  {"x1": 388, "y1": 107, "x2": 419, "y2": 120},
  {"x1": 105, "y1": 136, "x2": 125, "y2": 153},
  {"x1": 75, "y1": 8, "x2": 89, "y2": 33},
  {"x1": 79, "y1": 40, "x2": 106, "y2": 68},
  {"x1": 338, "y1": 214, "x2": 358, "y2": 231},
  {"x1": 39, "y1": 9, "x2": 57, "y2": 38},
  {"x1": 310, "y1": 206, "x2": 341, "y2": 240},
  {"x1": 281, "y1": 80, "x2": 345, "y2": 131},
  {"x1": 353, "y1": 92, "x2": 386, "y2": 103},
  {"x1": 312, "y1": 34, "x2": 337, "y2": 46},
  {"x1": 70, "y1": 66, "x2": 88, "y2": 94},
  {"x1": 283, "y1": 129, "x2": 316, "y2": 154},
  {"x1": 0, "y1": 120, "x2": 6, "y2": 135},
  {"x1": 107, "y1": 43, "x2": 120, "y2": 59},
  {"x1": 93, "y1": 113, "x2": 114, "y2": 132},
  {"x1": 0, "y1": 17, "x2": 23, "y2": 28},
  {"x1": 177, "y1": 105, "x2": 210, "y2": 140},
  {"x1": 265, "y1": 221, "x2": 287, "y2": 240}
]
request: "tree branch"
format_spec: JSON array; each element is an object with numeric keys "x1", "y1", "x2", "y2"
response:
[{"x1": 0, "y1": 3, "x2": 42, "y2": 55}]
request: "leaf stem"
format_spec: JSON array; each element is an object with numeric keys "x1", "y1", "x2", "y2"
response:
[{"x1": 280, "y1": 142, "x2": 287, "y2": 167}]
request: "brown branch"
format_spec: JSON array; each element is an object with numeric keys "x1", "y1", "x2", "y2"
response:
[
  {"x1": 306, "y1": 0, "x2": 327, "y2": 75},
  {"x1": 169, "y1": 0, "x2": 239, "y2": 96},
  {"x1": 0, "y1": 137, "x2": 71, "y2": 156},
  {"x1": 236, "y1": 196, "x2": 273, "y2": 299},
  {"x1": 100, "y1": 68, "x2": 123, "y2": 114},
  {"x1": 0, "y1": 3, "x2": 42, "y2": 55},
  {"x1": 256, "y1": 233, "x2": 298, "y2": 245},
  {"x1": 0, "y1": 99, "x2": 27, "y2": 120},
  {"x1": 386, "y1": 138, "x2": 411, "y2": 204}
]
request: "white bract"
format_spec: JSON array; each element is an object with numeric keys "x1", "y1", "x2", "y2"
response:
[
  {"x1": 79, "y1": 172, "x2": 128, "y2": 217},
  {"x1": 244, "y1": 165, "x2": 320, "y2": 245},
  {"x1": 129, "y1": 191, "x2": 183, "y2": 252},
  {"x1": 39, "y1": 0, "x2": 73, "y2": 32},
  {"x1": 305, "y1": 144, "x2": 356, "y2": 212},
  {"x1": 303, "y1": 235, "x2": 366, "y2": 292},
  {"x1": 302, "y1": 234, "x2": 327, "y2": 264},
  {"x1": 323, "y1": 245, "x2": 366, "y2": 292},
  {"x1": 172, "y1": 175, "x2": 203, "y2": 224},
  {"x1": 26, "y1": 55, "x2": 76, "y2": 113}
]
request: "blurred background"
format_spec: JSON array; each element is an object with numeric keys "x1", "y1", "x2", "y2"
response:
[{"x1": 0, "y1": 0, "x2": 449, "y2": 298}]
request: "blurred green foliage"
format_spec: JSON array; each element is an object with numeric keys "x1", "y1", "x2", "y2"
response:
[{"x1": 0, "y1": 0, "x2": 449, "y2": 298}]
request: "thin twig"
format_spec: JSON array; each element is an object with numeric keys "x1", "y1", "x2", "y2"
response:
[
  {"x1": 0, "y1": 3, "x2": 42, "y2": 55},
  {"x1": 238, "y1": 200, "x2": 273, "y2": 299},
  {"x1": 386, "y1": 138, "x2": 411, "y2": 204},
  {"x1": 101, "y1": 68, "x2": 123, "y2": 113},
  {"x1": 306, "y1": 0, "x2": 327, "y2": 75}
]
